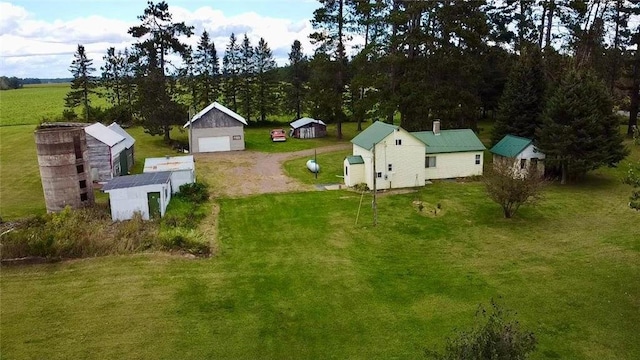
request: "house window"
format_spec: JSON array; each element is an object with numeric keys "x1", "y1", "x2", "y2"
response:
[
  {"x1": 395, "y1": 139, "x2": 402, "y2": 146},
  {"x1": 425, "y1": 156, "x2": 436, "y2": 168},
  {"x1": 80, "y1": 193, "x2": 88, "y2": 202},
  {"x1": 520, "y1": 159, "x2": 527, "y2": 169},
  {"x1": 76, "y1": 164, "x2": 84, "y2": 174},
  {"x1": 73, "y1": 136, "x2": 83, "y2": 159},
  {"x1": 79, "y1": 180, "x2": 87, "y2": 189},
  {"x1": 388, "y1": 164, "x2": 393, "y2": 171},
  {"x1": 232, "y1": 135, "x2": 242, "y2": 140},
  {"x1": 377, "y1": 172, "x2": 382, "y2": 178},
  {"x1": 345, "y1": 166, "x2": 348, "y2": 176},
  {"x1": 475, "y1": 154, "x2": 481, "y2": 165}
]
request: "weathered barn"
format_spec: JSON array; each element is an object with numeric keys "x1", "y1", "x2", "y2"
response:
[
  {"x1": 144, "y1": 155, "x2": 195, "y2": 194},
  {"x1": 344, "y1": 121, "x2": 486, "y2": 189},
  {"x1": 290, "y1": 117, "x2": 327, "y2": 139},
  {"x1": 184, "y1": 102, "x2": 247, "y2": 153},
  {"x1": 35, "y1": 123, "x2": 95, "y2": 212},
  {"x1": 107, "y1": 122, "x2": 135, "y2": 174},
  {"x1": 490, "y1": 135, "x2": 545, "y2": 176},
  {"x1": 84, "y1": 123, "x2": 127, "y2": 182},
  {"x1": 102, "y1": 172, "x2": 172, "y2": 221}
]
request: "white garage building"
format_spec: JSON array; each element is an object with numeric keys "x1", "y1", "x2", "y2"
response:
[
  {"x1": 184, "y1": 102, "x2": 247, "y2": 153},
  {"x1": 102, "y1": 171, "x2": 172, "y2": 221}
]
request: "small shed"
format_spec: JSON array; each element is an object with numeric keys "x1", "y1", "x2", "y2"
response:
[
  {"x1": 490, "y1": 135, "x2": 545, "y2": 176},
  {"x1": 290, "y1": 117, "x2": 327, "y2": 139},
  {"x1": 102, "y1": 171, "x2": 172, "y2": 221},
  {"x1": 84, "y1": 123, "x2": 127, "y2": 182},
  {"x1": 107, "y1": 122, "x2": 135, "y2": 174},
  {"x1": 184, "y1": 102, "x2": 247, "y2": 153},
  {"x1": 144, "y1": 155, "x2": 195, "y2": 194}
]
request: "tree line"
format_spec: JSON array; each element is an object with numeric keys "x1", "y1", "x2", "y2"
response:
[{"x1": 64, "y1": 0, "x2": 638, "y2": 181}]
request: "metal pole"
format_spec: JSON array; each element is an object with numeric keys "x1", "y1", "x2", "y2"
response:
[
  {"x1": 372, "y1": 143, "x2": 377, "y2": 226},
  {"x1": 314, "y1": 148, "x2": 317, "y2": 180}
]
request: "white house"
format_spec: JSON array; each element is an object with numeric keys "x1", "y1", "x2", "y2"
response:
[
  {"x1": 107, "y1": 122, "x2": 136, "y2": 174},
  {"x1": 184, "y1": 102, "x2": 247, "y2": 153},
  {"x1": 490, "y1": 135, "x2": 545, "y2": 176},
  {"x1": 102, "y1": 171, "x2": 172, "y2": 221},
  {"x1": 144, "y1": 155, "x2": 195, "y2": 194},
  {"x1": 84, "y1": 123, "x2": 127, "y2": 182},
  {"x1": 344, "y1": 121, "x2": 486, "y2": 189},
  {"x1": 412, "y1": 122, "x2": 486, "y2": 180}
]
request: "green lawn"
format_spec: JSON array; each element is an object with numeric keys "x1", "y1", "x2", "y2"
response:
[
  {"x1": 2, "y1": 173, "x2": 639, "y2": 359},
  {"x1": 283, "y1": 149, "x2": 352, "y2": 185}
]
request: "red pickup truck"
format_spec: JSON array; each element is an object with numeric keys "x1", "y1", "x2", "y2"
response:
[{"x1": 270, "y1": 129, "x2": 287, "y2": 142}]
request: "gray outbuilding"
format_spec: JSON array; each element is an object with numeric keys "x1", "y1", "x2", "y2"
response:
[
  {"x1": 290, "y1": 117, "x2": 327, "y2": 139},
  {"x1": 84, "y1": 123, "x2": 127, "y2": 182},
  {"x1": 102, "y1": 171, "x2": 172, "y2": 221},
  {"x1": 184, "y1": 102, "x2": 247, "y2": 153}
]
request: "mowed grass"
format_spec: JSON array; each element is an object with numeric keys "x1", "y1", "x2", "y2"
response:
[
  {"x1": 283, "y1": 149, "x2": 352, "y2": 185},
  {"x1": 2, "y1": 173, "x2": 639, "y2": 359}
]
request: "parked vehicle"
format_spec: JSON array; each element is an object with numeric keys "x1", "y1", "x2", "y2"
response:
[{"x1": 270, "y1": 129, "x2": 287, "y2": 142}]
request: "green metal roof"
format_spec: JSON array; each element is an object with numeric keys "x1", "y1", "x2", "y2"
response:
[
  {"x1": 346, "y1": 155, "x2": 365, "y2": 165},
  {"x1": 489, "y1": 135, "x2": 532, "y2": 158},
  {"x1": 412, "y1": 129, "x2": 486, "y2": 154},
  {"x1": 351, "y1": 121, "x2": 399, "y2": 150}
]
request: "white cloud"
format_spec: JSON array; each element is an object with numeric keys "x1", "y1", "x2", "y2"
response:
[{"x1": 0, "y1": 2, "x2": 316, "y2": 78}]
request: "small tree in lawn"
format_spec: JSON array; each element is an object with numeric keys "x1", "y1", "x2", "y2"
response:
[
  {"x1": 484, "y1": 160, "x2": 545, "y2": 219},
  {"x1": 425, "y1": 300, "x2": 537, "y2": 360},
  {"x1": 65, "y1": 44, "x2": 97, "y2": 121},
  {"x1": 624, "y1": 159, "x2": 640, "y2": 211}
]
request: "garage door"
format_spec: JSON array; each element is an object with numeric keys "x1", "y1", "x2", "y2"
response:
[{"x1": 198, "y1": 136, "x2": 231, "y2": 152}]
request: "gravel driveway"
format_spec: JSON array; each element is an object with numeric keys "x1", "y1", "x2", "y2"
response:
[{"x1": 194, "y1": 144, "x2": 350, "y2": 197}]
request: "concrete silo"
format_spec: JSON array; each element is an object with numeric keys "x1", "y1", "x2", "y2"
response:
[{"x1": 35, "y1": 124, "x2": 94, "y2": 212}]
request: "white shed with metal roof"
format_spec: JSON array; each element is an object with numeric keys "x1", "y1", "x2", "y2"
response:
[
  {"x1": 102, "y1": 172, "x2": 172, "y2": 221},
  {"x1": 143, "y1": 155, "x2": 195, "y2": 194}
]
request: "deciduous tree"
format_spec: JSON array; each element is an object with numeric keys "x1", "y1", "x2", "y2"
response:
[{"x1": 484, "y1": 159, "x2": 545, "y2": 219}]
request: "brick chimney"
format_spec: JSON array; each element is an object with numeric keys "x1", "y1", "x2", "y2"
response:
[{"x1": 433, "y1": 120, "x2": 441, "y2": 135}]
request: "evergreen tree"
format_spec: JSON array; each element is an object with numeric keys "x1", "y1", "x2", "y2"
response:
[
  {"x1": 286, "y1": 40, "x2": 308, "y2": 119},
  {"x1": 238, "y1": 34, "x2": 255, "y2": 122},
  {"x1": 193, "y1": 30, "x2": 220, "y2": 110},
  {"x1": 254, "y1": 37, "x2": 277, "y2": 122},
  {"x1": 128, "y1": 0, "x2": 193, "y2": 142},
  {"x1": 491, "y1": 46, "x2": 547, "y2": 145},
  {"x1": 222, "y1": 33, "x2": 241, "y2": 112},
  {"x1": 537, "y1": 70, "x2": 628, "y2": 184},
  {"x1": 65, "y1": 44, "x2": 97, "y2": 121}
]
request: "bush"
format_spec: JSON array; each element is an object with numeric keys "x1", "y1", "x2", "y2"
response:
[
  {"x1": 176, "y1": 182, "x2": 210, "y2": 204},
  {"x1": 353, "y1": 183, "x2": 370, "y2": 192},
  {"x1": 425, "y1": 300, "x2": 537, "y2": 360}
]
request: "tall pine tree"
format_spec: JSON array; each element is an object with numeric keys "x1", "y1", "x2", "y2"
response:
[
  {"x1": 193, "y1": 30, "x2": 220, "y2": 110},
  {"x1": 254, "y1": 37, "x2": 277, "y2": 122},
  {"x1": 222, "y1": 33, "x2": 241, "y2": 112},
  {"x1": 65, "y1": 44, "x2": 97, "y2": 121},
  {"x1": 537, "y1": 69, "x2": 628, "y2": 184},
  {"x1": 286, "y1": 40, "x2": 308, "y2": 119},
  {"x1": 491, "y1": 46, "x2": 547, "y2": 145},
  {"x1": 238, "y1": 34, "x2": 255, "y2": 122}
]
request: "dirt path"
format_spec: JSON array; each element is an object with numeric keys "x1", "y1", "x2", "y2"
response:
[{"x1": 194, "y1": 143, "x2": 350, "y2": 197}]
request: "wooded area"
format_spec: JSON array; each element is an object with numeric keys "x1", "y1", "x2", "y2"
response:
[{"x1": 60, "y1": 1, "x2": 638, "y2": 156}]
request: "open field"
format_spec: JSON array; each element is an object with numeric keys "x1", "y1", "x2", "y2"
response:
[
  {"x1": 2, "y1": 172, "x2": 639, "y2": 359},
  {"x1": 1, "y1": 86, "x2": 639, "y2": 358}
]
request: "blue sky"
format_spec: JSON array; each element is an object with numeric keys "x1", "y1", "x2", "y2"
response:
[{"x1": 0, "y1": 0, "x2": 320, "y2": 78}]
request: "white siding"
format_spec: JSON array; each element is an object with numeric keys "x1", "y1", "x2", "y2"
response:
[
  {"x1": 344, "y1": 159, "x2": 365, "y2": 187},
  {"x1": 425, "y1": 151, "x2": 484, "y2": 180},
  {"x1": 170, "y1": 170, "x2": 195, "y2": 194},
  {"x1": 105, "y1": 183, "x2": 171, "y2": 221},
  {"x1": 352, "y1": 129, "x2": 426, "y2": 189}
]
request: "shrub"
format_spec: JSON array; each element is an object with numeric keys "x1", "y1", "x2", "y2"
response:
[
  {"x1": 425, "y1": 300, "x2": 537, "y2": 360},
  {"x1": 159, "y1": 228, "x2": 211, "y2": 256},
  {"x1": 353, "y1": 183, "x2": 370, "y2": 192},
  {"x1": 176, "y1": 182, "x2": 210, "y2": 204}
]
